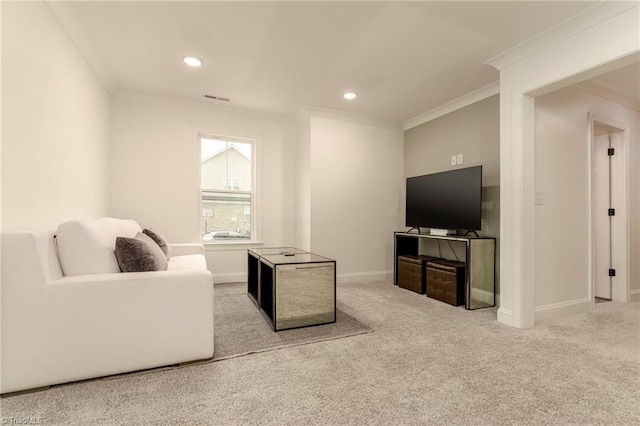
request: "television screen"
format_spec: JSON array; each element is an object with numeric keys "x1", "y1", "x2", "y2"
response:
[{"x1": 406, "y1": 166, "x2": 482, "y2": 231}]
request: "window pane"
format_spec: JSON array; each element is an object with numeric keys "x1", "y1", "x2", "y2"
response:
[
  {"x1": 201, "y1": 138, "x2": 252, "y2": 191},
  {"x1": 201, "y1": 191, "x2": 251, "y2": 241},
  {"x1": 200, "y1": 135, "x2": 254, "y2": 243}
]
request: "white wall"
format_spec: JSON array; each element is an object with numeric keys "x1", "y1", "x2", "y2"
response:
[
  {"x1": 534, "y1": 85, "x2": 640, "y2": 310},
  {"x1": 404, "y1": 95, "x2": 500, "y2": 294},
  {"x1": 1, "y1": 1, "x2": 111, "y2": 230},
  {"x1": 305, "y1": 114, "x2": 404, "y2": 279},
  {"x1": 109, "y1": 90, "x2": 296, "y2": 281}
]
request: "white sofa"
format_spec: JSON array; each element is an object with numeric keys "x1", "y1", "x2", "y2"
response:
[{"x1": 1, "y1": 217, "x2": 214, "y2": 394}]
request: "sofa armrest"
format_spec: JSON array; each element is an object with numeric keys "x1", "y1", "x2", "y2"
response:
[{"x1": 170, "y1": 243, "x2": 205, "y2": 256}]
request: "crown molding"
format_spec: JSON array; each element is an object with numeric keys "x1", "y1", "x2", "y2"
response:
[
  {"x1": 294, "y1": 107, "x2": 312, "y2": 124},
  {"x1": 485, "y1": 1, "x2": 638, "y2": 71},
  {"x1": 402, "y1": 82, "x2": 499, "y2": 131},
  {"x1": 297, "y1": 106, "x2": 403, "y2": 131}
]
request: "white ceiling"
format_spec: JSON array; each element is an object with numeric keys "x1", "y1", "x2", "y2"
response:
[
  {"x1": 581, "y1": 62, "x2": 640, "y2": 110},
  {"x1": 69, "y1": 1, "x2": 605, "y2": 123}
]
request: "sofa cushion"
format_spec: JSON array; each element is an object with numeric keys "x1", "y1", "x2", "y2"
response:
[
  {"x1": 115, "y1": 232, "x2": 169, "y2": 273},
  {"x1": 56, "y1": 217, "x2": 142, "y2": 276},
  {"x1": 143, "y1": 228, "x2": 171, "y2": 260}
]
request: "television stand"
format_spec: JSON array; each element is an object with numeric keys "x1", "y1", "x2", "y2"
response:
[
  {"x1": 464, "y1": 230, "x2": 479, "y2": 237},
  {"x1": 393, "y1": 231, "x2": 495, "y2": 310},
  {"x1": 407, "y1": 227, "x2": 424, "y2": 234}
]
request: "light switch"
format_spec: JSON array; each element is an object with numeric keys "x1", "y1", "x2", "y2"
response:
[
  {"x1": 451, "y1": 155, "x2": 457, "y2": 166},
  {"x1": 457, "y1": 153, "x2": 463, "y2": 164},
  {"x1": 535, "y1": 192, "x2": 544, "y2": 205}
]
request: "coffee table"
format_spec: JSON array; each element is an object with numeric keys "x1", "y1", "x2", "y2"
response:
[{"x1": 247, "y1": 247, "x2": 336, "y2": 331}]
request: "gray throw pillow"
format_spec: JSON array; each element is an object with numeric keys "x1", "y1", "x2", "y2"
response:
[
  {"x1": 143, "y1": 228, "x2": 171, "y2": 260},
  {"x1": 115, "y1": 232, "x2": 169, "y2": 272}
]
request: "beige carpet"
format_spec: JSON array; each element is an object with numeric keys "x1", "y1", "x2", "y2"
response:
[
  {"x1": 1, "y1": 280, "x2": 638, "y2": 425},
  {"x1": 213, "y1": 282, "x2": 372, "y2": 360}
]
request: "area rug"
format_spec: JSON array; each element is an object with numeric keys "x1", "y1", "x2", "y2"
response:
[{"x1": 212, "y1": 282, "x2": 373, "y2": 361}]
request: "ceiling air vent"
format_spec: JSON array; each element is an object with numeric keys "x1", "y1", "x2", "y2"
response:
[{"x1": 204, "y1": 94, "x2": 230, "y2": 102}]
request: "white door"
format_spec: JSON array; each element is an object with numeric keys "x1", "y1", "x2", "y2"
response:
[
  {"x1": 593, "y1": 132, "x2": 619, "y2": 299},
  {"x1": 591, "y1": 115, "x2": 629, "y2": 304}
]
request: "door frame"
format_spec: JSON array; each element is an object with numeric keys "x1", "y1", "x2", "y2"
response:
[{"x1": 588, "y1": 113, "x2": 630, "y2": 309}]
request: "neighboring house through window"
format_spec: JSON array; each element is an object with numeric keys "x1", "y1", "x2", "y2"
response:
[
  {"x1": 200, "y1": 135, "x2": 254, "y2": 243},
  {"x1": 224, "y1": 177, "x2": 241, "y2": 190}
]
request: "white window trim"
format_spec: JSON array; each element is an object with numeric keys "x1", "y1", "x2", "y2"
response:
[{"x1": 194, "y1": 126, "x2": 262, "y2": 246}]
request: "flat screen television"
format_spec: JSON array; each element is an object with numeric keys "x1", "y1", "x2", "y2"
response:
[{"x1": 406, "y1": 165, "x2": 482, "y2": 231}]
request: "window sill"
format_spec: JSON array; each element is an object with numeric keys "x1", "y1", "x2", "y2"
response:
[{"x1": 203, "y1": 241, "x2": 264, "y2": 252}]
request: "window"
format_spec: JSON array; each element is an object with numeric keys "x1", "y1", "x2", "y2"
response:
[
  {"x1": 200, "y1": 135, "x2": 254, "y2": 243},
  {"x1": 224, "y1": 177, "x2": 241, "y2": 190}
]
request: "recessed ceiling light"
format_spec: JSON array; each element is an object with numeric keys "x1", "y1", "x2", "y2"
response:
[
  {"x1": 183, "y1": 56, "x2": 203, "y2": 67},
  {"x1": 343, "y1": 92, "x2": 358, "y2": 100}
]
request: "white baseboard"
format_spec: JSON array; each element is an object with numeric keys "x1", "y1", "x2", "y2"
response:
[
  {"x1": 497, "y1": 307, "x2": 512, "y2": 326},
  {"x1": 535, "y1": 298, "x2": 591, "y2": 322},
  {"x1": 212, "y1": 273, "x2": 247, "y2": 284},
  {"x1": 337, "y1": 271, "x2": 392, "y2": 283},
  {"x1": 630, "y1": 289, "x2": 640, "y2": 302}
]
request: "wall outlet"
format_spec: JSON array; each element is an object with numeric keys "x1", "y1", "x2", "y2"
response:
[
  {"x1": 457, "y1": 153, "x2": 463, "y2": 164},
  {"x1": 451, "y1": 155, "x2": 457, "y2": 166}
]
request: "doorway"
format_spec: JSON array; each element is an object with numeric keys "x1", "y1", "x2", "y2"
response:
[{"x1": 590, "y1": 115, "x2": 629, "y2": 305}]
